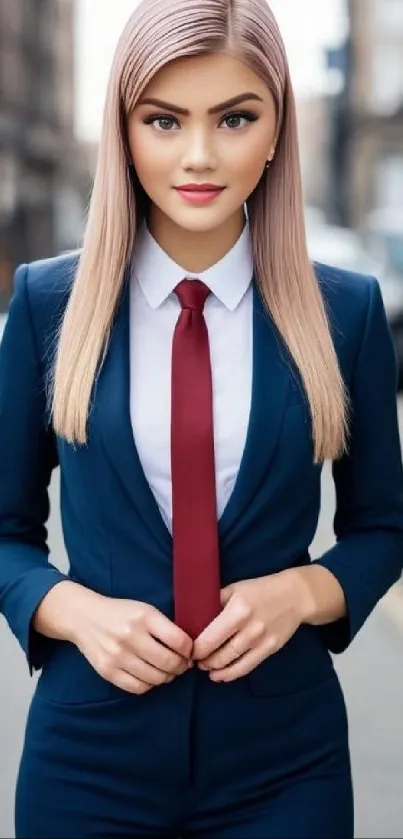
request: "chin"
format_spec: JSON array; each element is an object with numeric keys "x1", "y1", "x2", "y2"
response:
[
  {"x1": 178, "y1": 219, "x2": 223, "y2": 232},
  {"x1": 172, "y1": 210, "x2": 230, "y2": 233}
]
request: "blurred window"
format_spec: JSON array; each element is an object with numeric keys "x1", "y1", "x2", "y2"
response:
[
  {"x1": 0, "y1": 0, "x2": 26, "y2": 109},
  {"x1": 54, "y1": 184, "x2": 84, "y2": 253},
  {"x1": 373, "y1": 0, "x2": 403, "y2": 31},
  {"x1": 22, "y1": 0, "x2": 56, "y2": 122},
  {"x1": 0, "y1": 44, "x2": 24, "y2": 109},
  {"x1": 36, "y1": 2, "x2": 56, "y2": 122},
  {"x1": 2, "y1": 1, "x2": 23, "y2": 34},
  {"x1": 366, "y1": 230, "x2": 403, "y2": 278},
  {"x1": 0, "y1": 156, "x2": 18, "y2": 221},
  {"x1": 374, "y1": 156, "x2": 403, "y2": 209},
  {"x1": 35, "y1": 0, "x2": 57, "y2": 54},
  {"x1": 371, "y1": 42, "x2": 403, "y2": 113},
  {"x1": 386, "y1": 235, "x2": 403, "y2": 275}
]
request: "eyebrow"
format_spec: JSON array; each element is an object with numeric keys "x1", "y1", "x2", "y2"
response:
[{"x1": 137, "y1": 92, "x2": 264, "y2": 115}]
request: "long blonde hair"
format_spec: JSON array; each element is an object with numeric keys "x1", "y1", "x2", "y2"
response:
[{"x1": 51, "y1": 0, "x2": 349, "y2": 463}]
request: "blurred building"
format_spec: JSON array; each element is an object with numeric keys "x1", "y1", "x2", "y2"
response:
[
  {"x1": 297, "y1": 96, "x2": 331, "y2": 217},
  {"x1": 0, "y1": 0, "x2": 92, "y2": 310},
  {"x1": 348, "y1": 0, "x2": 403, "y2": 226}
]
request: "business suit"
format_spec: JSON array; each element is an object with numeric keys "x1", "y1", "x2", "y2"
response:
[{"x1": 1, "y1": 251, "x2": 403, "y2": 838}]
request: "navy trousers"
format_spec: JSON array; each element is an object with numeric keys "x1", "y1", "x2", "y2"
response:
[{"x1": 15, "y1": 663, "x2": 353, "y2": 838}]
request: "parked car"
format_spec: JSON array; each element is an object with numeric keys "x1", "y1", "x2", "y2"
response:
[
  {"x1": 305, "y1": 218, "x2": 403, "y2": 387},
  {"x1": 304, "y1": 205, "x2": 327, "y2": 233},
  {"x1": 306, "y1": 222, "x2": 380, "y2": 274},
  {"x1": 362, "y1": 208, "x2": 403, "y2": 276}
]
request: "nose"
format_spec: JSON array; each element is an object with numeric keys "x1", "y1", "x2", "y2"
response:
[{"x1": 181, "y1": 132, "x2": 217, "y2": 171}]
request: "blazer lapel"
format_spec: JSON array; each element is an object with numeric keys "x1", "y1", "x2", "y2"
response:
[
  {"x1": 94, "y1": 272, "x2": 291, "y2": 551},
  {"x1": 218, "y1": 280, "x2": 291, "y2": 543},
  {"x1": 93, "y1": 271, "x2": 172, "y2": 552}
]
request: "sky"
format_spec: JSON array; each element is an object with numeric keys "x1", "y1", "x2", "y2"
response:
[{"x1": 75, "y1": 0, "x2": 347, "y2": 141}]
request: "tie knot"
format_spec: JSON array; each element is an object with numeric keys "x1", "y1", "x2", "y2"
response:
[{"x1": 174, "y1": 279, "x2": 211, "y2": 312}]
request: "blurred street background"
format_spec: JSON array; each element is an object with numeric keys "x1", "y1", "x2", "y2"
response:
[{"x1": 1, "y1": 0, "x2": 403, "y2": 836}]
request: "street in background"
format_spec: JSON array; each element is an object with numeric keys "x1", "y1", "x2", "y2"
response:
[{"x1": 306, "y1": 207, "x2": 403, "y2": 387}]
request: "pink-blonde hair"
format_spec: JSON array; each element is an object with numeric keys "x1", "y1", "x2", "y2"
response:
[{"x1": 51, "y1": 0, "x2": 348, "y2": 462}]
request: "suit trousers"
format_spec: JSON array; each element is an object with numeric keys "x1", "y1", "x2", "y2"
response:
[{"x1": 15, "y1": 661, "x2": 353, "y2": 838}]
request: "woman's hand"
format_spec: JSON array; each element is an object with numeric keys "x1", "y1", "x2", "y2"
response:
[
  {"x1": 72, "y1": 591, "x2": 194, "y2": 694},
  {"x1": 192, "y1": 570, "x2": 307, "y2": 682},
  {"x1": 34, "y1": 581, "x2": 194, "y2": 695}
]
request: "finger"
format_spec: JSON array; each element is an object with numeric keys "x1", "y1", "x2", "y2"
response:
[
  {"x1": 111, "y1": 669, "x2": 155, "y2": 695},
  {"x1": 200, "y1": 634, "x2": 251, "y2": 671},
  {"x1": 119, "y1": 653, "x2": 177, "y2": 686},
  {"x1": 149, "y1": 610, "x2": 193, "y2": 659},
  {"x1": 128, "y1": 637, "x2": 191, "y2": 677},
  {"x1": 220, "y1": 584, "x2": 235, "y2": 607},
  {"x1": 146, "y1": 638, "x2": 192, "y2": 675},
  {"x1": 209, "y1": 647, "x2": 266, "y2": 683},
  {"x1": 193, "y1": 597, "x2": 248, "y2": 660}
]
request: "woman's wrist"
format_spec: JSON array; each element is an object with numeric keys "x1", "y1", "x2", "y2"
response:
[
  {"x1": 284, "y1": 565, "x2": 347, "y2": 627},
  {"x1": 32, "y1": 580, "x2": 100, "y2": 646}
]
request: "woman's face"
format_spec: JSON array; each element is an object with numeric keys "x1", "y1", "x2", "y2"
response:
[{"x1": 127, "y1": 52, "x2": 277, "y2": 236}]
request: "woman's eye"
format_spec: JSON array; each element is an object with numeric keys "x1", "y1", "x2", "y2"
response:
[
  {"x1": 145, "y1": 115, "x2": 179, "y2": 131},
  {"x1": 143, "y1": 111, "x2": 257, "y2": 132},
  {"x1": 222, "y1": 112, "x2": 256, "y2": 129}
]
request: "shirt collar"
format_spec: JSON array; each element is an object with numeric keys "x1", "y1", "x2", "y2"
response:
[{"x1": 131, "y1": 218, "x2": 253, "y2": 312}]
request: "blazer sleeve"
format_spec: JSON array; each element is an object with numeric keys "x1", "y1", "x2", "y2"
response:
[
  {"x1": 0, "y1": 264, "x2": 68, "y2": 673},
  {"x1": 313, "y1": 276, "x2": 403, "y2": 653}
]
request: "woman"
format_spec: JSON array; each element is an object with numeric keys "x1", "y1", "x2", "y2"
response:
[{"x1": 1, "y1": 0, "x2": 402, "y2": 836}]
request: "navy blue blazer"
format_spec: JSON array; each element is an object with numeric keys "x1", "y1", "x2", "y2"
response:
[{"x1": 0, "y1": 254, "x2": 403, "y2": 701}]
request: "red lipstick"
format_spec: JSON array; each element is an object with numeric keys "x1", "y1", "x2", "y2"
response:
[{"x1": 174, "y1": 184, "x2": 226, "y2": 205}]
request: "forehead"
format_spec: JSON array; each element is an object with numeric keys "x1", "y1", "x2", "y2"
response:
[{"x1": 141, "y1": 52, "x2": 270, "y2": 103}]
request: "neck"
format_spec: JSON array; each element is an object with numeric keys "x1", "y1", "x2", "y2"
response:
[{"x1": 146, "y1": 207, "x2": 246, "y2": 273}]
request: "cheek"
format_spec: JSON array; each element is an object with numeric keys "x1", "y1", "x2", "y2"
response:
[
  {"x1": 128, "y1": 125, "x2": 168, "y2": 184},
  {"x1": 229, "y1": 148, "x2": 266, "y2": 193},
  {"x1": 227, "y1": 132, "x2": 272, "y2": 186},
  {"x1": 238, "y1": 155, "x2": 265, "y2": 183}
]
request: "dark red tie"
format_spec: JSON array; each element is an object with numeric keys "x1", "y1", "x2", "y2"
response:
[{"x1": 171, "y1": 279, "x2": 221, "y2": 639}]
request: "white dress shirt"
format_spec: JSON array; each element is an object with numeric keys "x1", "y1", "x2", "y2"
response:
[{"x1": 129, "y1": 220, "x2": 254, "y2": 533}]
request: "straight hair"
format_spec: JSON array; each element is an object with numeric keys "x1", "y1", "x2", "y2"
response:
[{"x1": 51, "y1": 0, "x2": 349, "y2": 463}]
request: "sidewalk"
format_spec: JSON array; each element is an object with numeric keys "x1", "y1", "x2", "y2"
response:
[
  {"x1": 312, "y1": 462, "x2": 403, "y2": 838},
  {"x1": 335, "y1": 586, "x2": 403, "y2": 838}
]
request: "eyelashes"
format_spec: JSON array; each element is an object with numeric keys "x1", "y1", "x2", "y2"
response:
[{"x1": 142, "y1": 110, "x2": 259, "y2": 132}]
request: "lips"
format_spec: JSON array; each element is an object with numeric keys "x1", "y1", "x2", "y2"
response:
[
  {"x1": 175, "y1": 185, "x2": 225, "y2": 192},
  {"x1": 175, "y1": 186, "x2": 226, "y2": 205}
]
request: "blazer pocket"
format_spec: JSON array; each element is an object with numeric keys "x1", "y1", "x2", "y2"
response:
[
  {"x1": 37, "y1": 640, "x2": 116, "y2": 705},
  {"x1": 247, "y1": 624, "x2": 334, "y2": 697}
]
